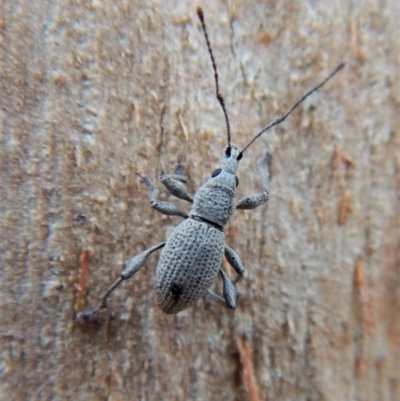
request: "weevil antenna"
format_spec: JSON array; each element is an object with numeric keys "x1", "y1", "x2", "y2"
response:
[
  {"x1": 239, "y1": 62, "x2": 345, "y2": 155},
  {"x1": 197, "y1": 7, "x2": 232, "y2": 150}
]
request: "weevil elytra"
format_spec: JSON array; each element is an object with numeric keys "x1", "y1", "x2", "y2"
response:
[{"x1": 78, "y1": 8, "x2": 344, "y2": 320}]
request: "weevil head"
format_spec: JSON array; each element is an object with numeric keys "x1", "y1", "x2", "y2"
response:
[
  {"x1": 221, "y1": 146, "x2": 242, "y2": 174},
  {"x1": 190, "y1": 145, "x2": 242, "y2": 227},
  {"x1": 210, "y1": 145, "x2": 242, "y2": 190}
]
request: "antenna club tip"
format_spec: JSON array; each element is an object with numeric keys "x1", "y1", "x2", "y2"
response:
[{"x1": 197, "y1": 7, "x2": 204, "y2": 21}]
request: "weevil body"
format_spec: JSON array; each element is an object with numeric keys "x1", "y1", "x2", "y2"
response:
[
  {"x1": 78, "y1": 8, "x2": 344, "y2": 320},
  {"x1": 156, "y1": 218, "x2": 225, "y2": 314},
  {"x1": 156, "y1": 146, "x2": 244, "y2": 314}
]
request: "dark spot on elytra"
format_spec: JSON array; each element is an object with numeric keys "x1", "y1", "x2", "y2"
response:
[{"x1": 170, "y1": 282, "x2": 184, "y2": 301}]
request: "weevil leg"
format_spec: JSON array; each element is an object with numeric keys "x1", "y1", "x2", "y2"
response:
[
  {"x1": 174, "y1": 160, "x2": 186, "y2": 177},
  {"x1": 206, "y1": 269, "x2": 236, "y2": 309},
  {"x1": 160, "y1": 162, "x2": 193, "y2": 204},
  {"x1": 206, "y1": 290, "x2": 227, "y2": 307},
  {"x1": 220, "y1": 269, "x2": 236, "y2": 308},
  {"x1": 161, "y1": 174, "x2": 193, "y2": 203},
  {"x1": 137, "y1": 173, "x2": 189, "y2": 218},
  {"x1": 236, "y1": 152, "x2": 271, "y2": 210},
  {"x1": 225, "y1": 245, "x2": 244, "y2": 285},
  {"x1": 76, "y1": 242, "x2": 165, "y2": 322}
]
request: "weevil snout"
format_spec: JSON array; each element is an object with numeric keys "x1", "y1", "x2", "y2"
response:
[
  {"x1": 208, "y1": 145, "x2": 241, "y2": 192},
  {"x1": 220, "y1": 146, "x2": 242, "y2": 174}
]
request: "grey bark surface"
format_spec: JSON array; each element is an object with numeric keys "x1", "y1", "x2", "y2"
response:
[{"x1": 0, "y1": 1, "x2": 399, "y2": 400}]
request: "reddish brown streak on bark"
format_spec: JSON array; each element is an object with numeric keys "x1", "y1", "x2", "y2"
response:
[
  {"x1": 354, "y1": 259, "x2": 377, "y2": 335},
  {"x1": 76, "y1": 249, "x2": 89, "y2": 314},
  {"x1": 333, "y1": 144, "x2": 354, "y2": 225},
  {"x1": 236, "y1": 336, "x2": 261, "y2": 401}
]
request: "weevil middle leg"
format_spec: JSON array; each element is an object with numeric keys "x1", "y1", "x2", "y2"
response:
[
  {"x1": 206, "y1": 245, "x2": 245, "y2": 308},
  {"x1": 77, "y1": 242, "x2": 165, "y2": 322},
  {"x1": 224, "y1": 245, "x2": 245, "y2": 285}
]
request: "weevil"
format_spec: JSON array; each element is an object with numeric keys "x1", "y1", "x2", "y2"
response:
[{"x1": 78, "y1": 8, "x2": 344, "y2": 320}]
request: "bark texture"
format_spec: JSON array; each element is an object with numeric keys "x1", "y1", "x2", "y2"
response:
[{"x1": 0, "y1": 1, "x2": 399, "y2": 400}]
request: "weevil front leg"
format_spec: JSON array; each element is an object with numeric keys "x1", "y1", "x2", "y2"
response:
[
  {"x1": 77, "y1": 242, "x2": 165, "y2": 322},
  {"x1": 160, "y1": 162, "x2": 193, "y2": 204},
  {"x1": 236, "y1": 152, "x2": 271, "y2": 210},
  {"x1": 137, "y1": 173, "x2": 189, "y2": 218}
]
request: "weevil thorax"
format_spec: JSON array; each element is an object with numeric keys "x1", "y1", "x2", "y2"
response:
[{"x1": 190, "y1": 146, "x2": 241, "y2": 228}]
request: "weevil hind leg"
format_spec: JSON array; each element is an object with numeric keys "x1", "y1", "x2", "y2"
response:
[
  {"x1": 206, "y1": 269, "x2": 236, "y2": 309},
  {"x1": 236, "y1": 152, "x2": 271, "y2": 210},
  {"x1": 76, "y1": 242, "x2": 165, "y2": 322},
  {"x1": 206, "y1": 290, "x2": 227, "y2": 308}
]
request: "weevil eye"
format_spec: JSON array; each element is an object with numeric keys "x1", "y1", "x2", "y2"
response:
[
  {"x1": 235, "y1": 176, "x2": 239, "y2": 187},
  {"x1": 211, "y1": 168, "x2": 222, "y2": 178},
  {"x1": 225, "y1": 147, "x2": 231, "y2": 157},
  {"x1": 237, "y1": 152, "x2": 243, "y2": 161}
]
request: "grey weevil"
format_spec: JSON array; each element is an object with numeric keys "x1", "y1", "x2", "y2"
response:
[{"x1": 78, "y1": 8, "x2": 344, "y2": 320}]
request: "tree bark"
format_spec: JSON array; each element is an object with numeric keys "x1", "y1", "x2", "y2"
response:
[{"x1": 0, "y1": 1, "x2": 399, "y2": 400}]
